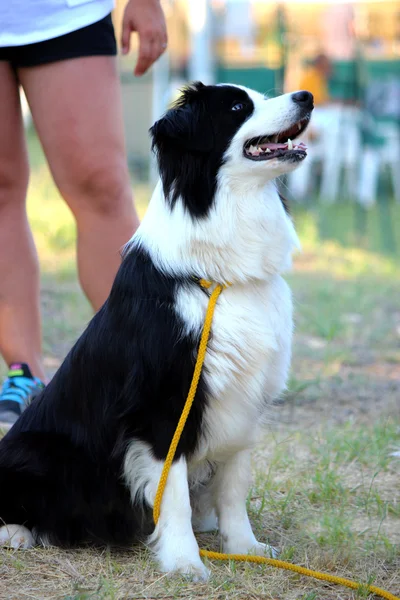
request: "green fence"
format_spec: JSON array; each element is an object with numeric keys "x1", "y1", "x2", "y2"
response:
[
  {"x1": 216, "y1": 60, "x2": 400, "y2": 103},
  {"x1": 215, "y1": 66, "x2": 278, "y2": 95}
]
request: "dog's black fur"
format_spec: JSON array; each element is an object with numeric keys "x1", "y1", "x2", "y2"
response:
[{"x1": 0, "y1": 246, "x2": 208, "y2": 546}]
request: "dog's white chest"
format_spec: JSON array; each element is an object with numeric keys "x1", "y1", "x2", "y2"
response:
[
  {"x1": 176, "y1": 276, "x2": 293, "y2": 460},
  {"x1": 206, "y1": 284, "x2": 277, "y2": 395}
]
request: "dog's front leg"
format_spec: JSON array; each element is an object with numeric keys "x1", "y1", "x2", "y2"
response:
[
  {"x1": 213, "y1": 450, "x2": 277, "y2": 557},
  {"x1": 145, "y1": 455, "x2": 209, "y2": 580}
]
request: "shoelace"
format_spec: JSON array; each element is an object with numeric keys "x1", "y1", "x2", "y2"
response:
[{"x1": 0, "y1": 376, "x2": 42, "y2": 405}]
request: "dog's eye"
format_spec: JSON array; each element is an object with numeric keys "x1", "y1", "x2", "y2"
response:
[{"x1": 231, "y1": 102, "x2": 245, "y2": 111}]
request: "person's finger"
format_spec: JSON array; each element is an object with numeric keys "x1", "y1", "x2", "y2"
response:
[
  {"x1": 134, "y1": 35, "x2": 153, "y2": 76},
  {"x1": 121, "y1": 17, "x2": 132, "y2": 55},
  {"x1": 135, "y1": 34, "x2": 168, "y2": 76},
  {"x1": 158, "y1": 32, "x2": 168, "y2": 56},
  {"x1": 151, "y1": 36, "x2": 167, "y2": 62}
]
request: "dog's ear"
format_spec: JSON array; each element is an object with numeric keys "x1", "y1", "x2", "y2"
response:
[{"x1": 150, "y1": 87, "x2": 214, "y2": 153}]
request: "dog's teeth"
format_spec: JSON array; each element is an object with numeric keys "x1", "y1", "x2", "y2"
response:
[
  {"x1": 265, "y1": 148, "x2": 271, "y2": 153},
  {"x1": 287, "y1": 138, "x2": 293, "y2": 150},
  {"x1": 298, "y1": 122, "x2": 302, "y2": 131},
  {"x1": 249, "y1": 145, "x2": 260, "y2": 156},
  {"x1": 273, "y1": 135, "x2": 279, "y2": 143}
]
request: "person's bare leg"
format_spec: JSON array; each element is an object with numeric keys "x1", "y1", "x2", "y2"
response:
[
  {"x1": 0, "y1": 64, "x2": 45, "y2": 381},
  {"x1": 19, "y1": 56, "x2": 139, "y2": 312}
]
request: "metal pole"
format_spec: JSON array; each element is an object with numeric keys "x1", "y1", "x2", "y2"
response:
[
  {"x1": 188, "y1": 0, "x2": 214, "y2": 84},
  {"x1": 150, "y1": 50, "x2": 170, "y2": 185}
]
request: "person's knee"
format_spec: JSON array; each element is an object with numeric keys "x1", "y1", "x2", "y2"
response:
[
  {"x1": 0, "y1": 161, "x2": 29, "y2": 210},
  {"x1": 59, "y1": 160, "x2": 134, "y2": 221}
]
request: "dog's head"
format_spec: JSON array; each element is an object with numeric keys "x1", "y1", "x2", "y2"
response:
[{"x1": 150, "y1": 82, "x2": 313, "y2": 218}]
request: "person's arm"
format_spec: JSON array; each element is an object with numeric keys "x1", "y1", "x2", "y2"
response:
[{"x1": 120, "y1": 0, "x2": 168, "y2": 77}]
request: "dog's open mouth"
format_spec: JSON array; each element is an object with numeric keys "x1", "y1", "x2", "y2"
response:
[{"x1": 243, "y1": 116, "x2": 310, "y2": 161}]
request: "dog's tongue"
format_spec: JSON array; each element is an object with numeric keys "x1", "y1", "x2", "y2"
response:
[{"x1": 260, "y1": 142, "x2": 288, "y2": 150}]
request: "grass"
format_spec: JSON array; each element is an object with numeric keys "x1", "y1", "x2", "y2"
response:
[{"x1": 0, "y1": 128, "x2": 399, "y2": 599}]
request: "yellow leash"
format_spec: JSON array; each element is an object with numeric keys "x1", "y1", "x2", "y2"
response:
[{"x1": 153, "y1": 280, "x2": 399, "y2": 600}]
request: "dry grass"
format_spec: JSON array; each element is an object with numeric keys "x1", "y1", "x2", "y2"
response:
[
  {"x1": 1, "y1": 405, "x2": 399, "y2": 599},
  {"x1": 0, "y1": 131, "x2": 399, "y2": 600}
]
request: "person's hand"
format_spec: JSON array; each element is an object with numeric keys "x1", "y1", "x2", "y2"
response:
[{"x1": 121, "y1": 0, "x2": 168, "y2": 76}]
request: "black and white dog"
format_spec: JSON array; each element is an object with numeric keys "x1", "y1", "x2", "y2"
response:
[{"x1": 0, "y1": 83, "x2": 313, "y2": 580}]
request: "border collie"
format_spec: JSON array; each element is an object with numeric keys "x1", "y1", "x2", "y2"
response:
[{"x1": 0, "y1": 82, "x2": 313, "y2": 580}]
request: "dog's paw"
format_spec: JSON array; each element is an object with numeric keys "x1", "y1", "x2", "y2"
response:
[
  {"x1": 160, "y1": 556, "x2": 210, "y2": 581},
  {"x1": 0, "y1": 524, "x2": 35, "y2": 549},
  {"x1": 245, "y1": 541, "x2": 279, "y2": 558},
  {"x1": 223, "y1": 537, "x2": 278, "y2": 559}
]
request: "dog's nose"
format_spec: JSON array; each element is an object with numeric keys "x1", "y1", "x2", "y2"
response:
[{"x1": 291, "y1": 90, "x2": 314, "y2": 110}]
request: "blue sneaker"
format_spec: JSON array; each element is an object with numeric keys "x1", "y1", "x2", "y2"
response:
[{"x1": 0, "y1": 363, "x2": 45, "y2": 431}]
